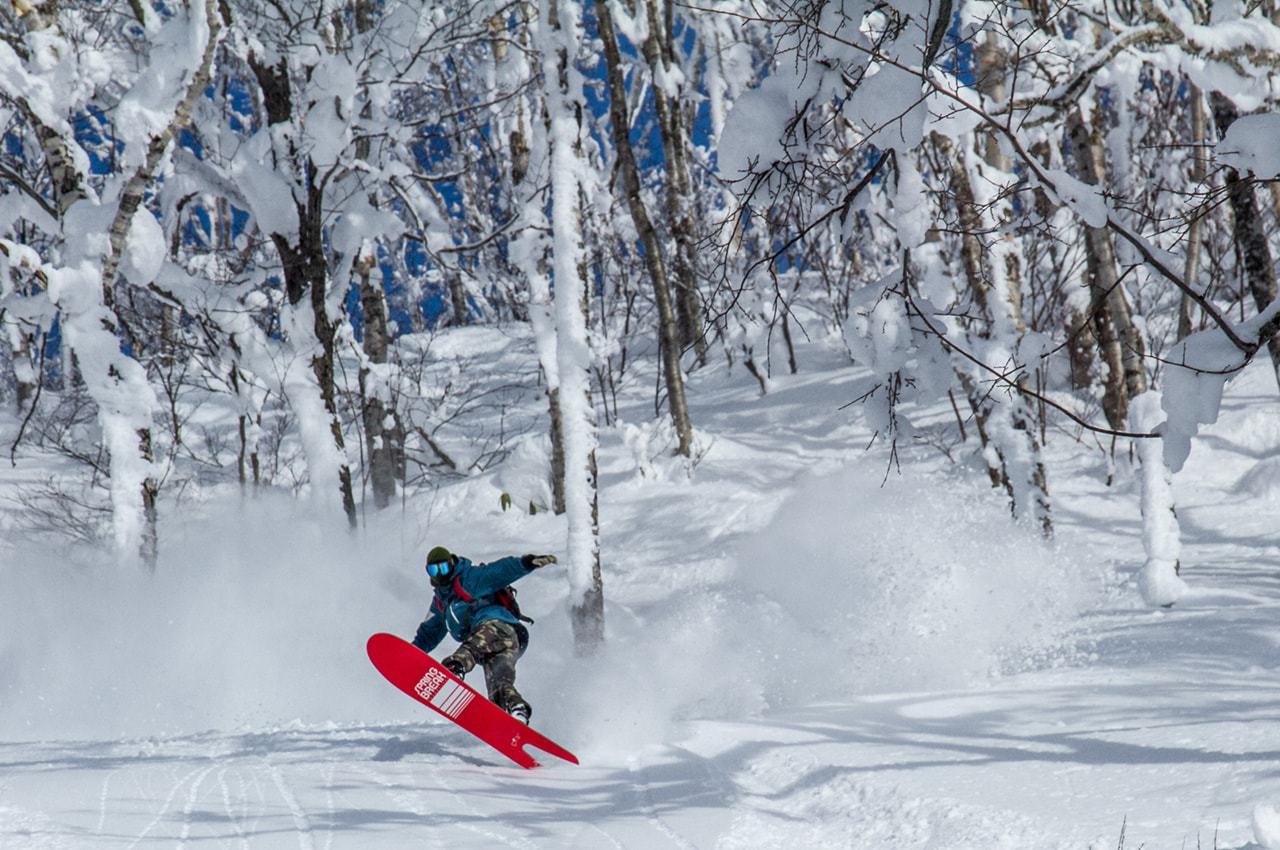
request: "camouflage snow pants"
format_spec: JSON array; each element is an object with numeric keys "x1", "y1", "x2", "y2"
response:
[{"x1": 443, "y1": 620, "x2": 528, "y2": 712}]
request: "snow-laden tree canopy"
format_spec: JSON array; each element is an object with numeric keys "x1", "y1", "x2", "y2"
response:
[{"x1": 3, "y1": 0, "x2": 1280, "y2": 613}]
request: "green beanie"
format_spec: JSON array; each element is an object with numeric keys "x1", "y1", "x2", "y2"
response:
[{"x1": 426, "y1": 545, "x2": 453, "y2": 565}]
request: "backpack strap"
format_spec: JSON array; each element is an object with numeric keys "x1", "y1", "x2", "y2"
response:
[
  {"x1": 452, "y1": 577, "x2": 534, "y2": 625},
  {"x1": 451, "y1": 575, "x2": 474, "y2": 602},
  {"x1": 497, "y1": 587, "x2": 535, "y2": 624}
]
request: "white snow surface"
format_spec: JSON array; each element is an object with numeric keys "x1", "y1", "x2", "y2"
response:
[{"x1": 2, "y1": 338, "x2": 1280, "y2": 848}]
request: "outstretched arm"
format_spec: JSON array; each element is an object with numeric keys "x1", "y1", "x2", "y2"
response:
[{"x1": 463, "y1": 554, "x2": 558, "y2": 596}]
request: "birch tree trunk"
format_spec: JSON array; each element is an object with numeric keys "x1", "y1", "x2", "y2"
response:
[
  {"x1": 1067, "y1": 106, "x2": 1143, "y2": 429},
  {"x1": 249, "y1": 56, "x2": 359, "y2": 529},
  {"x1": 967, "y1": 32, "x2": 1051, "y2": 536},
  {"x1": 44, "y1": 0, "x2": 224, "y2": 567},
  {"x1": 1210, "y1": 93, "x2": 1280, "y2": 391},
  {"x1": 596, "y1": 0, "x2": 694, "y2": 457},
  {"x1": 933, "y1": 124, "x2": 1051, "y2": 536},
  {"x1": 933, "y1": 132, "x2": 1011, "y2": 495},
  {"x1": 1178, "y1": 83, "x2": 1207, "y2": 341},
  {"x1": 1066, "y1": 102, "x2": 1180, "y2": 604},
  {"x1": 542, "y1": 0, "x2": 604, "y2": 651},
  {"x1": 5, "y1": 321, "x2": 35, "y2": 416},
  {"x1": 357, "y1": 252, "x2": 402, "y2": 510},
  {"x1": 641, "y1": 0, "x2": 706, "y2": 364},
  {"x1": 349, "y1": 0, "x2": 402, "y2": 512},
  {"x1": 509, "y1": 8, "x2": 567, "y2": 516}
]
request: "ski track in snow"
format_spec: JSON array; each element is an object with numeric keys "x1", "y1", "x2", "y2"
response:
[
  {"x1": 627, "y1": 759, "x2": 698, "y2": 850},
  {"x1": 319, "y1": 763, "x2": 336, "y2": 850},
  {"x1": 263, "y1": 756, "x2": 316, "y2": 850},
  {"x1": 5, "y1": 351, "x2": 1280, "y2": 848},
  {"x1": 345, "y1": 759, "x2": 449, "y2": 848},
  {"x1": 123, "y1": 764, "x2": 205, "y2": 849},
  {"x1": 214, "y1": 766, "x2": 251, "y2": 850},
  {"x1": 177, "y1": 764, "x2": 218, "y2": 847},
  {"x1": 95, "y1": 767, "x2": 117, "y2": 834},
  {"x1": 419, "y1": 759, "x2": 538, "y2": 850}
]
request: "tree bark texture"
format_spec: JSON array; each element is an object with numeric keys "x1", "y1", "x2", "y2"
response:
[
  {"x1": 1210, "y1": 93, "x2": 1280, "y2": 391},
  {"x1": 1178, "y1": 84, "x2": 1207, "y2": 341},
  {"x1": 936, "y1": 131, "x2": 1050, "y2": 535},
  {"x1": 357, "y1": 256, "x2": 403, "y2": 510},
  {"x1": 1067, "y1": 107, "x2": 1148, "y2": 429},
  {"x1": 547, "y1": 385, "x2": 567, "y2": 515},
  {"x1": 641, "y1": 0, "x2": 705, "y2": 363}
]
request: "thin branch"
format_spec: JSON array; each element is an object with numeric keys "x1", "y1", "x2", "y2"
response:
[
  {"x1": 0, "y1": 161, "x2": 57, "y2": 220},
  {"x1": 698, "y1": 7, "x2": 1257, "y2": 355},
  {"x1": 903, "y1": 287, "x2": 1159, "y2": 440}
]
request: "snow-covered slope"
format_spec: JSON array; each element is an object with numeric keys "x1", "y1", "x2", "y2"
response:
[{"x1": 2, "y1": 338, "x2": 1279, "y2": 849}]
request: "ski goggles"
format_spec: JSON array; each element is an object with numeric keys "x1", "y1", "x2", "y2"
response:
[{"x1": 426, "y1": 560, "x2": 454, "y2": 578}]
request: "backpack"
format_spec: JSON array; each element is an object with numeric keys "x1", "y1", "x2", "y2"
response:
[{"x1": 446, "y1": 576, "x2": 535, "y2": 625}]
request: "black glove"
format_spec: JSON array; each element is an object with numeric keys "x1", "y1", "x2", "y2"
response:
[{"x1": 523, "y1": 554, "x2": 558, "y2": 569}]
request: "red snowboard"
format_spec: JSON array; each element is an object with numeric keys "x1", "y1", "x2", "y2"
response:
[{"x1": 366, "y1": 632, "x2": 579, "y2": 769}]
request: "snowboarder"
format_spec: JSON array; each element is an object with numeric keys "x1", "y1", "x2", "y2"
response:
[{"x1": 411, "y1": 545, "x2": 557, "y2": 723}]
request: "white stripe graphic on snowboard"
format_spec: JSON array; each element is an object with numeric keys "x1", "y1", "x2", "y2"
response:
[{"x1": 430, "y1": 680, "x2": 474, "y2": 718}]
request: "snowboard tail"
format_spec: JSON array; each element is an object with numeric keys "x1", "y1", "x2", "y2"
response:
[{"x1": 366, "y1": 632, "x2": 578, "y2": 769}]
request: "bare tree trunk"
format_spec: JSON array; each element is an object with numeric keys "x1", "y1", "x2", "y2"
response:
[
  {"x1": 780, "y1": 306, "x2": 798, "y2": 375},
  {"x1": 350, "y1": 2, "x2": 403, "y2": 512},
  {"x1": 230, "y1": 366, "x2": 253, "y2": 490},
  {"x1": 1210, "y1": 92, "x2": 1280, "y2": 390},
  {"x1": 252, "y1": 55, "x2": 359, "y2": 529},
  {"x1": 942, "y1": 136, "x2": 1008, "y2": 494},
  {"x1": 1030, "y1": 140, "x2": 1096, "y2": 390},
  {"x1": 1064, "y1": 100, "x2": 1177, "y2": 596},
  {"x1": 447, "y1": 274, "x2": 470, "y2": 326},
  {"x1": 596, "y1": 0, "x2": 694, "y2": 456},
  {"x1": 1068, "y1": 107, "x2": 1145, "y2": 428},
  {"x1": 972, "y1": 33, "x2": 1051, "y2": 537},
  {"x1": 934, "y1": 132, "x2": 1010, "y2": 493},
  {"x1": 1178, "y1": 83, "x2": 1208, "y2": 341},
  {"x1": 937, "y1": 128, "x2": 1052, "y2": 535},
  {"x1": 509, "y1": 4, "x2": 567, "y2": 518},
  {"x1": 357, "y1": 254, "x2": 402, "y2": 510},
  {"x1": 641, "y1": 0, "x2": 705, "y2": 364},
  {"x1": 139, "y1": 428, "x2": 159, "y2": 567},
  {"x1": 7, "y1": 328, "x2": 35, "y2": 415},
  {"x1": 957, "y1": 370, "x2": 1010, "y2": 492},
  {"x1": 547, "y1": 385, "x2": 567, "y2": 515},
  {"x1": 91, "y1": 0, "x2": 224, "y2": 567},
  {"x1": 543, "y1": 0, "x2": 604, "y2": 651},
  {"x1": 571, "y1": 441, "x2": 604, "y2": 649}
]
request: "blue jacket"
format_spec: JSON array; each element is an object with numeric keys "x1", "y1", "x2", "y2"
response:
[{"x1": 412, "y1": 556, "x2": 534, "y2": 652}]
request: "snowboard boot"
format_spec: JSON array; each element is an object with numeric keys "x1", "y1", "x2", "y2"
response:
[
  {"x1": 505, "y1": 697, "x2": 531, "y2": 725},
  {"x1": 494, "y1": 686, "x2": 531, "y2": 724},
  {"x1": 442, "y1": 657, "x2": 467, "y2": 679}
]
